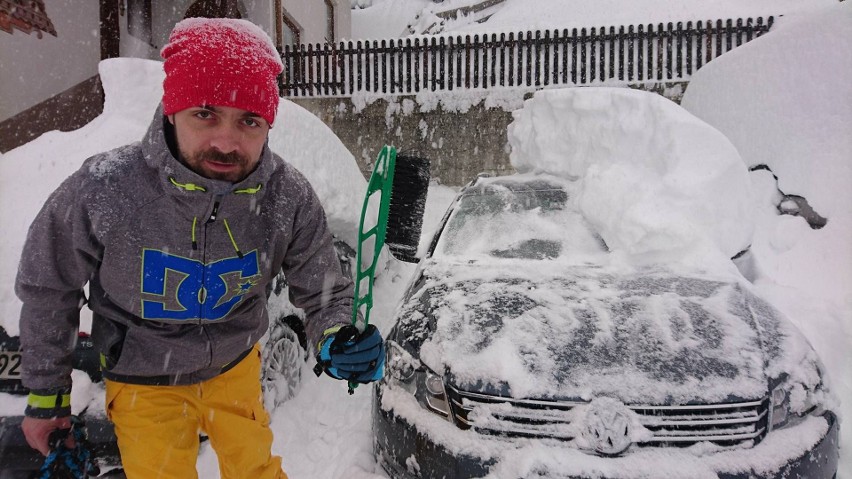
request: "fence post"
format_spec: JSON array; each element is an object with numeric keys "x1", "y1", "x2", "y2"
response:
[
  {"x1": 736, "y1": 18, "x2": 743, "y2": 46},
  {"x1": 686, "y1": 21, "x2": 693, "y2": 76},
  {"x1": 491, "y1": 33, "x2": 498, "y2": 88},
  {"x1": 430, "y1": 36, "x2": 438, "y2": 91},
  {"x1": 413, "y1": 37, "x2": 421, "y2": 93},
  {"x1": 447, "y1": 36, "x2": 454, "y2": 91},
  {"x1": 579, "y1": 28, "x2": 587, "y2": 84},
  {"x1": 713, "y1": 19, "x2": 722, "y2": 60},
  {"x1": 499, "y1": 32, "x2": 507, "y2": 87},
  {"x1": 305, "y1": 44, "x2": 314, "y2": 96},
  {"x1": 345, "y1": 41, "x2": 353, "y2": 95},
  {"x1": 524, "y1": 30, "x2": 533, "y2": 87},
  {"x1": 532, "y1": 30, "x2": 541, "y2": 86},
  {"x1": 378, "y1": 39, "x2": 386, "y2": 94},
  {"x1": 325, "y1": 43, "x2": 332, "y2": 96},
  {"x1": 473, "y1": 33, "x2": 481, "y2": 88},
  {"x1": 542, "y1": 29, "x2": 550, "y2": 86},
  {"x1": 617, "y1": 25, "x2": 625, "y2": 81},
  {"x1": 560, "y1": 29, "x2": 568, "y2": 84},
  {"x1": 363, "y1": 40, "x2": 371, "y2": 92},
  {"x1": 507, "y1": 31, "x2": 515, "y2": 87},
  {"x1": 388, "y1": 39, "x2": 396, "y2": 94},
  {"x1": 454, "y1": 35, "x2": 462, "y2": 89},
  {"x1": 439, "y1": 36, "x2": 447, "y2": 91},
  {"x1": 636, "y1": 24, "x2": 644, "y2": 81},
  {"x1": 405, "y1": 38, "x2": 412, "y2": 93},
  {"x1": 624, "y1": 24, "x2": 633, "y2": 82},
  {"x1": 371, "y1": 40, "x2": 378, "y2": 92},
  {"x1": 550, "y1": 29, "x2": 559, "y2": 85},
  {"x1": 589, "y1": 27, "x2": 597, "y2": 82},
  {"x1": 676, "y1": 21, "x2": 683, "y2": 79},
  {"x1": 665, "y1": 22, "x2": 674, "y2": 80},
  {"x1": 353, "y1": 40, "x2": 361, "y2": 92},
  {"x1": 594, "y1": 26, "x2": 603, "y2": 82},
  {"x1": 570, "y1": 28, "x2": 578, "y2": 84}
]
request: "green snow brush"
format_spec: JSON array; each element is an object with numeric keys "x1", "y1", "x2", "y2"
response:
[
  {"x1": 348, "y1": 145, "x2": 430, "y2": 393},
  {"x1": 313, "y1": 146, "x2": 430, "y2": 393}
]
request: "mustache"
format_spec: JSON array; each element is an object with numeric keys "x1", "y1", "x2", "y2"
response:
[{"x1": 196, "y1": 149, "x2": 247, "y2": 165}]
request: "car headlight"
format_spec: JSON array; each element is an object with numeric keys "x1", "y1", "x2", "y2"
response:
[
  {"x1": 384, "y1": 340, "x2": 453, "y2": 421},
  {"x1": 769, "y1": 377, "x2": 822, "y2": 431}
]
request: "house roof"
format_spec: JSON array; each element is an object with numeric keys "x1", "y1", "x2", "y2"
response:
[{"x1": 0, "y1": 0, "x2": 57, "y2": 38}]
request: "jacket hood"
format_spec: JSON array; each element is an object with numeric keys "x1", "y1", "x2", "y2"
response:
[
  {"x1": 395, "y1": 261, "x2": 803, "y2": 405},
  {"x1": 141, "y1": 105, "x2": 276, "y2": 201}
]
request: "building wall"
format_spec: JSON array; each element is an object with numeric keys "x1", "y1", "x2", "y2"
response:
[
  {"x1": 1, "y1": 0, "x2": 352, "y2": 125},
  {"x1": 282, "y1": 0, "x2": 350, "y2": 45},
  {"x1": 0, "y1": 0, "x2": 101, "y2": 122}
]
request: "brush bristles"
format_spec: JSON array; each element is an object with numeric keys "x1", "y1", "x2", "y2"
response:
[{"x1": 387, "y1": 154, "x2": 431, "y2": 262}]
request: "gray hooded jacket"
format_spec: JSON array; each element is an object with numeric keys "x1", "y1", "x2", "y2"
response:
[{"x1": 16, "y1": 108, "x2": 353, "y2": 396}]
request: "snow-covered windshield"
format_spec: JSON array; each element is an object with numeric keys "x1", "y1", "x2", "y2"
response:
[{"x1": 433, "y1": 181, "x2": 607, "y2": 260}]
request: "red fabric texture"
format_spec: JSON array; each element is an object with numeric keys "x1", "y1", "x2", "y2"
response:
[{"x1": 161, "y1": 18, "x2": 284, "y2": 126}]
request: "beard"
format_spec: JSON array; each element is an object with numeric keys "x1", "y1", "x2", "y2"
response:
[{"x1": 180, "y1": 148, "x2": 254, "y2": 183}]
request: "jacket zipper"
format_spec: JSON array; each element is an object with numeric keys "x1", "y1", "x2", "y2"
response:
[{"x1": 200, "y1": 196, "x2": 223, "y2": 325}]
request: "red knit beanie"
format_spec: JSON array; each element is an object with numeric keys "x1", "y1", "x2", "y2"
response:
[{"x1": 161, "y1": 18, "x2": 284, "y2": 126}]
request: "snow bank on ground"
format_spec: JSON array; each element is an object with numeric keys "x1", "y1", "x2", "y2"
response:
[
  {"x1": 508, "y1": 87, "x2": 753, "y2": 265},
  {"x1": 681, "y1": 2, "x2": 852, "y2": 301},
  {"x1": 0, "y1": 57, "x2": 366, "y2": 334},
  {"x1": 681, "y1": 3, "x2": 852, "y2": 473}
]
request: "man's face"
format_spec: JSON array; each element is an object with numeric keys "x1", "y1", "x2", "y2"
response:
[{"x1": 170, "y1": 105, "x2": 270, "y2": 183}]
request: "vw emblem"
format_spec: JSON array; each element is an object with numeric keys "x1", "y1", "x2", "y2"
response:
[{"x1": 580, "y1": 398, "x2": 633, "y2": 456}]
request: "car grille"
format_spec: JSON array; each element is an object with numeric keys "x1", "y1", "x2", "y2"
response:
[{"x1": 447, "y1": 385, "x2": 769, "y2": 449}]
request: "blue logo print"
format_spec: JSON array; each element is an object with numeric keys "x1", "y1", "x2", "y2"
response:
[{"x1": 141, "y1": 249, "x2": 261, "y2": 321}]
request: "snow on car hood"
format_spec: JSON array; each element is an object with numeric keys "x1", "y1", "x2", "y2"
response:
[{"x1": 405, "y1": 259, "x2": 822, "y2": 405}]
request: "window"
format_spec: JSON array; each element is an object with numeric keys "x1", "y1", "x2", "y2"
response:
[
  {"x1": 127, "y1": 0, "x2": 153, "y2": 45},
  {"x1": 282, "y1": 11, "x2": 300, "y2": 48}
]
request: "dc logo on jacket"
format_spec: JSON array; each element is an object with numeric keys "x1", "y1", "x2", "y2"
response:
[{"x1": 140, "y1": 249, "x2": 261, "y2": 321}]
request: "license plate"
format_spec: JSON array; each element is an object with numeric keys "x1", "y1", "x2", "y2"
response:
[{"x1": 0, "y1": 351, "x2": 22, "y2": 379}]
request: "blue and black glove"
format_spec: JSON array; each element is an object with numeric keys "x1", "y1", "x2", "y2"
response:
[{"x1": 313, "y1": 324, "x2": 385, "y2": 389}]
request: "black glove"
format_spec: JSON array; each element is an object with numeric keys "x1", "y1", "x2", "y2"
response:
[{"x1": 314, "y1": 324, "x2": 385, "y2": 384}]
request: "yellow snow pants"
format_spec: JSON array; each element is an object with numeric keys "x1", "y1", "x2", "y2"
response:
[{"x1": 104, "y1": 345, "x2": 287, "y2": 479}]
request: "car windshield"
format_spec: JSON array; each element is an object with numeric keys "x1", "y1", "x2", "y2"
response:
[{"x1": 433, "y1": 182, "x2": 607, "y2": 260}]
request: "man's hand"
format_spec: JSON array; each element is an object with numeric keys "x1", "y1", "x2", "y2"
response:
[
  {"x1": 315, "y1": 324, "x2": 385, "y2": 384},
  {"x1": 22, "y1": 416, "x2": 73, "y2": 456}
]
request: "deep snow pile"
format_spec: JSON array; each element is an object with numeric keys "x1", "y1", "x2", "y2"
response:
[
  {"x1": 508, "y1": 87, "x2": 753, "y2": 266},
  {"x1": 681, "y1": 3, "x2": 852, "y2": 302},
  {"x1": 681, "y1": 2, "x2": 852, "y2": 472}
]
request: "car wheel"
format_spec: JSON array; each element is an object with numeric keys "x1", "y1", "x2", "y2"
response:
[{"x1": 262, "y1": 316, "x2": 307, "y2": 411}]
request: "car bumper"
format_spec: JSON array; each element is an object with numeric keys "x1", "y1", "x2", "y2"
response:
[
  {"x1": 0, "y1": 415, "x2": 120, "y2": 473},
  {"x1": 373, "y1": 386, "x2": 839, "y2": 479}
]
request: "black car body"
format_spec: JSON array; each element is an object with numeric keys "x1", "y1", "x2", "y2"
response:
[{"x1": 373, "y1": 174, "x2": 839, "y2": 479}]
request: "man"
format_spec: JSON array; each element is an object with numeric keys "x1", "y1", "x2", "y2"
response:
[{"x1": 16, "y1": 18, "x2": 384, "y2": 479}]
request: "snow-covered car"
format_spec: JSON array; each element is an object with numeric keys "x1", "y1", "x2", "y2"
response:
[{"x1": 372, "y1": 174, "x2": 839, "y2": 479}]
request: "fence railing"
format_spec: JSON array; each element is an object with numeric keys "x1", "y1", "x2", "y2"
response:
[{"x1": 280, "y1": 16, "x2": 774, "y2": 97}]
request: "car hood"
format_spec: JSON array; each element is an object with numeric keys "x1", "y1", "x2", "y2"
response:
[{"x1": 395, "y1": 260, "x2": 815, "y2": 405}]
